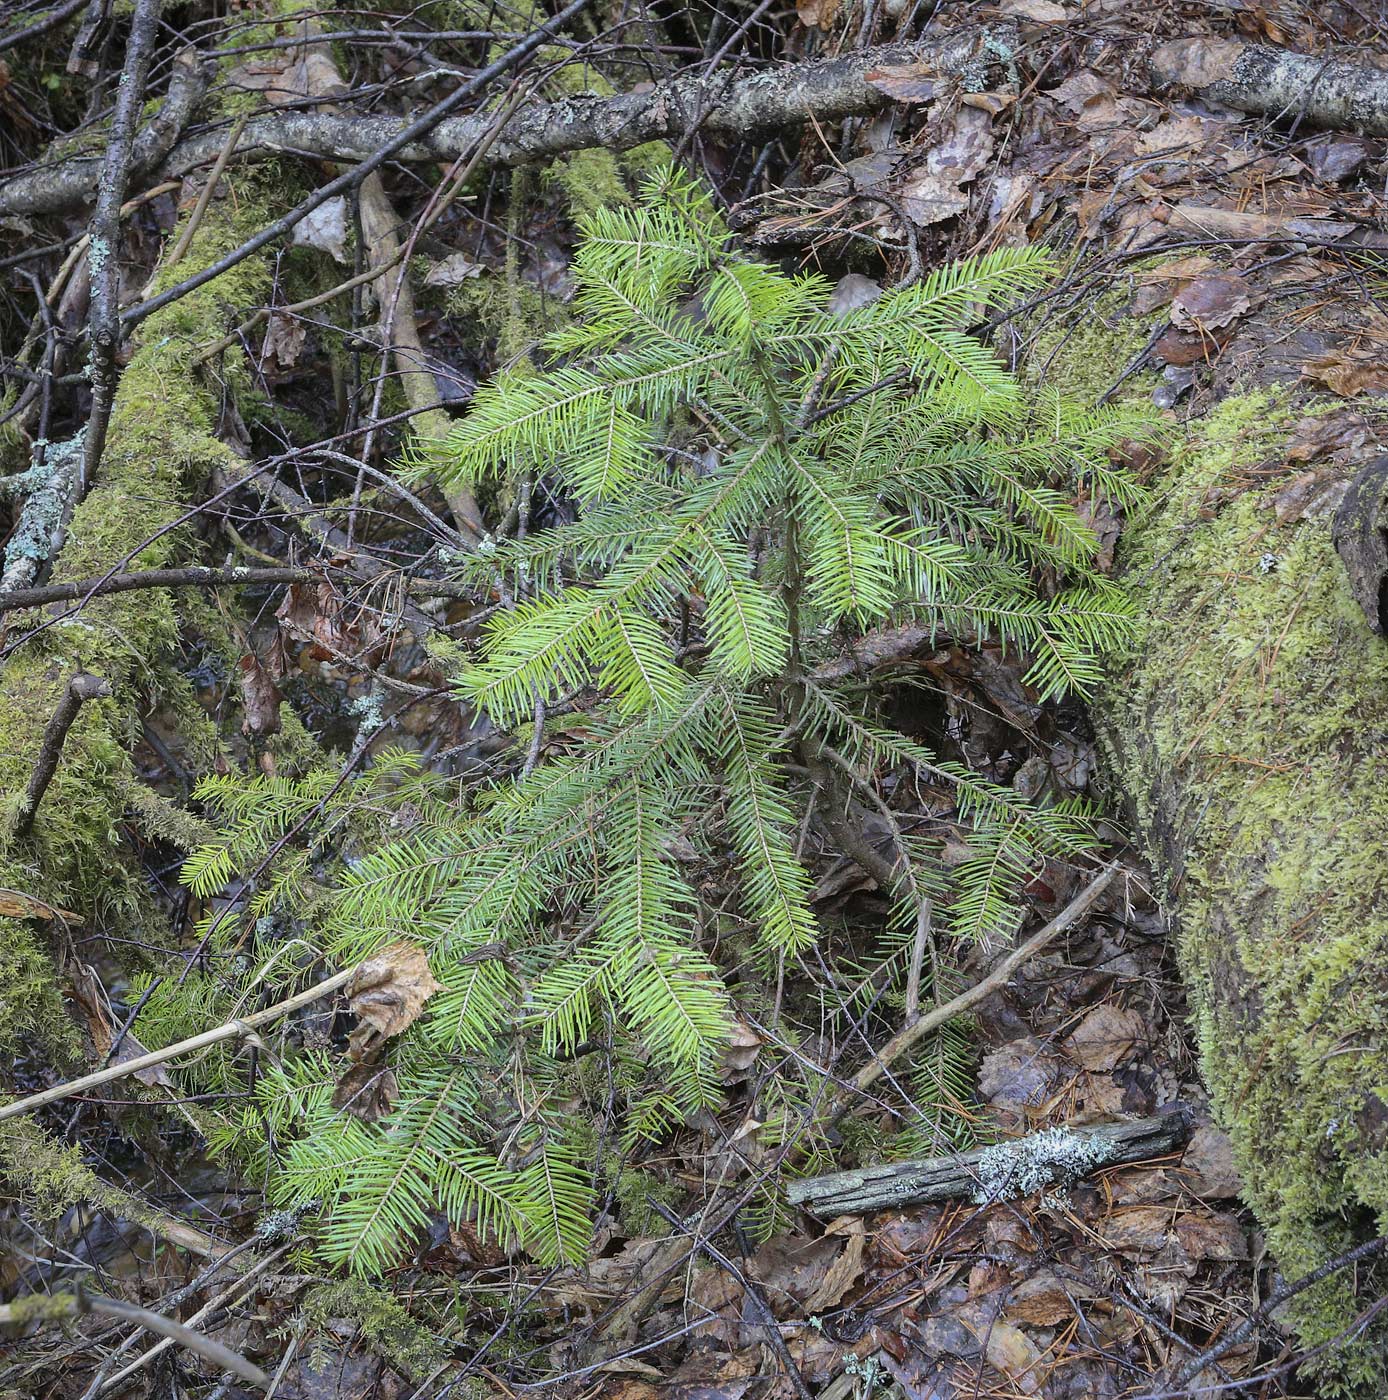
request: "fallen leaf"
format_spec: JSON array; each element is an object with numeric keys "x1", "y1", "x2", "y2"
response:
[
  {"x1": 1169, "y1": 274, "x2": 1252, "y2": 333},
  {"x1": 425, "y1": 252, "x2": 485, "y2": 288},
  {"x1": 331, "y1": 1061, "x2": 399, "y2": 1121},
  {"x1": 865, "y1": 64, "x2": 938, "y2": 104},
  {"x1": 1180, "y1": 1125, "x2": 1243, "y2": 1198},
  {"x1": 1008, "y1": 1271, "x2": 1081, "y2": 1325},
  {"x1": 238, "y1": 651, "x2": 283, "y2": 738},
  {"x1": 982, "y1": 1320, "x2": 1043, "y2": 1394},
  {"x1": 796, "y1": 0, "x2": 840, "y2": 29},
  {"x1": 1174, "y1": 1211, "x2": 1247, "y2": 1261},
  {"x1": 1101, "y1": 1205, "x2": 1173, "y2": 1255},
  {"x1": 1064, "y1": 1004, "x2": 1146, "y2": 1072},
  {"x1": 345, "y1": 941, "x2": 441, "y2": 1058},
  {"x1": 291, "y1": 197, "x2": 349, "y2": 263},
  {"x1": 1303, "y1": 135, "x2": 1371, "y2": 184},
  {"x1": 804, "y1": 1217, "x2": 865, "y2": 1312},
  {"x1": 1302, "y1": 349, "x2": 1388, "y2": 398},
  {"x1": 998, "y1": 0, "x2": 1069, "y2": 19},
  {"x1": 1135, "y1": 115, "x2": 1206, "y2": 157},
  {"x1": 67, "y1": 963, "x2": 172, "y2": 1089},
  {"x1": 262, "y1": 310, "x2": 307, "y2": 369}
]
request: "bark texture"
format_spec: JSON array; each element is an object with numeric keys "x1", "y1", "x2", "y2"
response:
[
  {"x1": 1095, "y1": 388, "x2": 1388, "y2": 1393},
  {"x1": 789, "y1": 1111, "x2": 1189, "y2": 1216},
  {"x1": 10, "y1": 31, "x2": 1388, "y2": 220}
]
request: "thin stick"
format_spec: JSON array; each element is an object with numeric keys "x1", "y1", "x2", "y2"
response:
[
  {"x1": 0, "y1": 966, "x2": 357, "y2": 1122},
  {"x1": 163, "y1": 113, "x2": 249, "y2": 271},
  {"x1": 0, "y1": 1291, "x2": 269, "y2": 1388},
  {"x1": 833, "y1": 864, "x2": 1119, "y2": 1112},
  {"x1": 14, "y1": 672, "x2": 111, "y2": 837},
  {"x1": 123, "y1": 0, "x2": 591, "y2": 331}
]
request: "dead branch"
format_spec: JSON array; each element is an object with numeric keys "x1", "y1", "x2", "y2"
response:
[
  {"x1": 828, "y1": 865, "x2": 1120, "y2": 1116},
  {"x1": 0, "y1": 1290, "x2": 270, "y2": 1389},
  {"x1": 788, "y1": 1108, "x2": 1189, "y2": 1216},
  {"x1": 0, "y1": 965, "x2": 358, "y2": 1122},
  {"x1": 0, "y1": 45, "x2": 210, "y2": 217},
  {"x1": 14, "y1": 672, "x2": 111, "y2": 837},
  {"x1": 0, "y1": 564, "x2": 479, "y2": 613}
]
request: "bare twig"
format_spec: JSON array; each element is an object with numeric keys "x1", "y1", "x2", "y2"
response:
[
  {"x1": 79, "y1": 0, "x2": 164, "y2": 493},
  {"x1": 14, "y1": 672, "x2": 112, "y2": 837},
  {"x1": 0, "y1": 1291, "x2": 270, "y2": 1389},
  {"x1": 0, "y1": 564, "x2": 479, "y2": 614},
  {"x1": 831, "y1": 864, "x2": 1120, "y2": 1114},
  {"x1": 119, "y1": 0, "x2": 592, "y2": 331},
  {"x1": 0, "y1": 965, "x2": 357, "y2": 1122}
]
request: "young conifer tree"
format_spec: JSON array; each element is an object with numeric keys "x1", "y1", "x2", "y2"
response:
[{"x1": 173, "y1": 168, "x2": 1152, "y2": 1275}]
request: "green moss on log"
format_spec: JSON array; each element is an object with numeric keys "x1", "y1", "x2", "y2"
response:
[
  {"x1": 1096, "y1": 382, "x2": 1388, "y2": 1392},
  {"x1": 0, "y1": 172, "x2": 280, "y2": 1057}
]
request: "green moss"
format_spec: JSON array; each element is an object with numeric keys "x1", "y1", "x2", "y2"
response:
[
  {"x1": 300, "y1": 1279, "x2": 447, "y2": 1378},
  {"x1": 0, "y1": 917, "x2": 80, "y2": 1065},
  {"x1": 0, "y1": 170, "x2": 283, "y2": 1055},
  {"x1": 1095, "y1": 384, "x2": 1388, "y2": 1391}
]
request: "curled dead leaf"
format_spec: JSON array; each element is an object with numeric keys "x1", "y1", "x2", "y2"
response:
[
  {"x1": 345, "y1": 940, "x2": 441, "y2": 1059},
  {"x1": 331, "y1": 1061, "x2": 399, "y2": 1121}
]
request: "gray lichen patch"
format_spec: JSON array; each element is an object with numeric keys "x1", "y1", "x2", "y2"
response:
[{"x1": 970, "y1": 1127, "x2": 1120, "y2": 1203}]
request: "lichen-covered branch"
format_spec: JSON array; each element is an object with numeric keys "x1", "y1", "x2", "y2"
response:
[{"x1": 788, "y1": 1110, "x2": 1190, "y2": 1216}]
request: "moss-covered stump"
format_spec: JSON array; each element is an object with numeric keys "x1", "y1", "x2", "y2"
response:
[
  {"x1": 0, "y1": 174, "x2": 276, "y2": 1064},
  {"x1": 1098, "y1": 388, "x2": 1388, "y2": 1392}
]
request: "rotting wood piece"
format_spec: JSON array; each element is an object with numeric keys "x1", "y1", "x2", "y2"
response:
[{"x1": 787, "y1": 1109, "x2": 1190, "y2": 1217}]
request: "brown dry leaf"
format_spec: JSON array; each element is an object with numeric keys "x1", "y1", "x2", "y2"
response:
[
  {"x1": 1272, "y1": 465, "x2": 1348, "y2": 525},
  {"x1": 1302, "y1": 349, "x2": 1388, "y2": 398},
  {"x1": 1064, "y1": 1003, "x2": 1146, "y2": 1071},
  {"x1": 1170, "y1": 274, "x2": 1252, "y2": 333},
  {"x1": 1135, "y1": 114, "x2": 1206, "y2": 157},
  {"x1": 998, "y1": 0, "x2": 1069, "y2": 19},
  {"x1": 263, "y1": 310, "x2": 307, "y2": 368},
  {"x1": 1007, "y1": 1271, "x2": 1080, "y2": 1326},
  {"x1": 67, "y1": 963, "x2": 172, "y2": 1089},
  {"x1": 277, "y1": 579, "x2": 384, "y2": 665},
  {"x1": 1050, "y1": 70, "x2": 1120, "y2": 129},
  {"x1": 1286, "y1": 410, "x2": 1373, "y2": 465},
  {"x1": 1174, "y1": 1211, "x2": 1247, "y2": 1261},
  {"x1": 749, "y1": 1235, "x2": 842, "y2": 1315},
  {"x1": 238, "y1": 652, "x2": 283, "y2": 738},
  {"x1": 900, "y1": 106, "x2": 994, "y2": 228},
  {"x1": 345, "y1": 941, "x2": 441, "y2": 1058},
  {"x1": 721, "y1": 1020, "x2": 763, "y2": 1079},
  {"x1": 796, "y1": 0, "x2": 839, "y2": 29},
  {"x1": 982, "y1": 1320, "x2": 1043, "y2": 1394},
  {"x1": 331, "y1": 1061, "x2": 399, "y2": 1121},
  {"x1": 1180, "y1": 1124, "x2": 1243, "y2": 1198},
  {"x1": 804, "y1": 1217, "x2": 865, "y2": 1312},
  {"x1": 1101, "y1": 1205, "x2": 1173, "y2": 1255},
  {"x1": 864, "y1": 64, "x2": 938, "y2": 104}
]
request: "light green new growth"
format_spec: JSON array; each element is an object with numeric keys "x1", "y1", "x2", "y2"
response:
[{"x1": 180, "y1": 168, "x2": 1154, "y2": 1278}]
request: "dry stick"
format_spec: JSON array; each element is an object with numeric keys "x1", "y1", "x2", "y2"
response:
[
  {"x1": 91, "y1": 1244, "x2": 291, "y2": 1396},
  {"x1": 0, "y1": 1291, "x2": 270, "y2": 1389},
  {"x1": 0, "y1": 0, "x2": 88, "y2": 53},
  {"x1": 162, "y1": 112, "x2": 249, "y2": 271},
  {"x1": 14, "y1": 672, "x2": 111, "y2": 837},
  {"x1": 0, "y1": 564, "x2": 480, "y2": 613},
  {"x1": 79, "y1": 0, "x2": 163, "y2": 492},
  {"x1": 830, "y1": 863, "x2": 1120, "y2": 1116},
  {"x1": 121, "y1": 0, "x2": 592, "y2": 332},
  {"x1": 0, "y1": 965, "x2": 357, "y2": 1122}
]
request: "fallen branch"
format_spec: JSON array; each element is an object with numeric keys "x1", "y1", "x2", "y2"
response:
[
  {"x1": 6, "y1": 31, "x2": 1387, "y2": 222},
  {"x1": 14, "y1": 672, "x2": 111, "y2": 837},
  {"x1": 829, "y1": 864, "x2": 1120, "y2": 1116},
  {"x1": 787, "y1": 1108, "x2": 1189, "y2": 1217},
  {"x1": 0, "y1": 45, "x2": 210, "y2": 217},
  {"x1": 0, "y1": 965, "x2": 356, "y2": 1122},
  {"x1": 0, "y1": 563, "x2": 479, "y2": 614},
  {"x1": 0, "y1": 1290, "x2": 270, "y2": 1389}
]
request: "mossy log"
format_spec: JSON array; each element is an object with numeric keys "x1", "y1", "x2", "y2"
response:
[
  {"x1": 1096, "y1": 388, "x2": 1388, "y2": 1393},
  {"x1": 0, "y1": 171, "x2": 281, "y2": 1064}
]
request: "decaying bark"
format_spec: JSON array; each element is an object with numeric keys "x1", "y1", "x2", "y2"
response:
[
  {"x1": 1094, "y1": 391, "x2": 1388, "y2": 1391},
  {"x1": 8, "y1": 31, "x2": 1388, "y2": 220},
  {"x1": 788, "y1": 1110, "x2": 1189, "y2": 1216}
]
